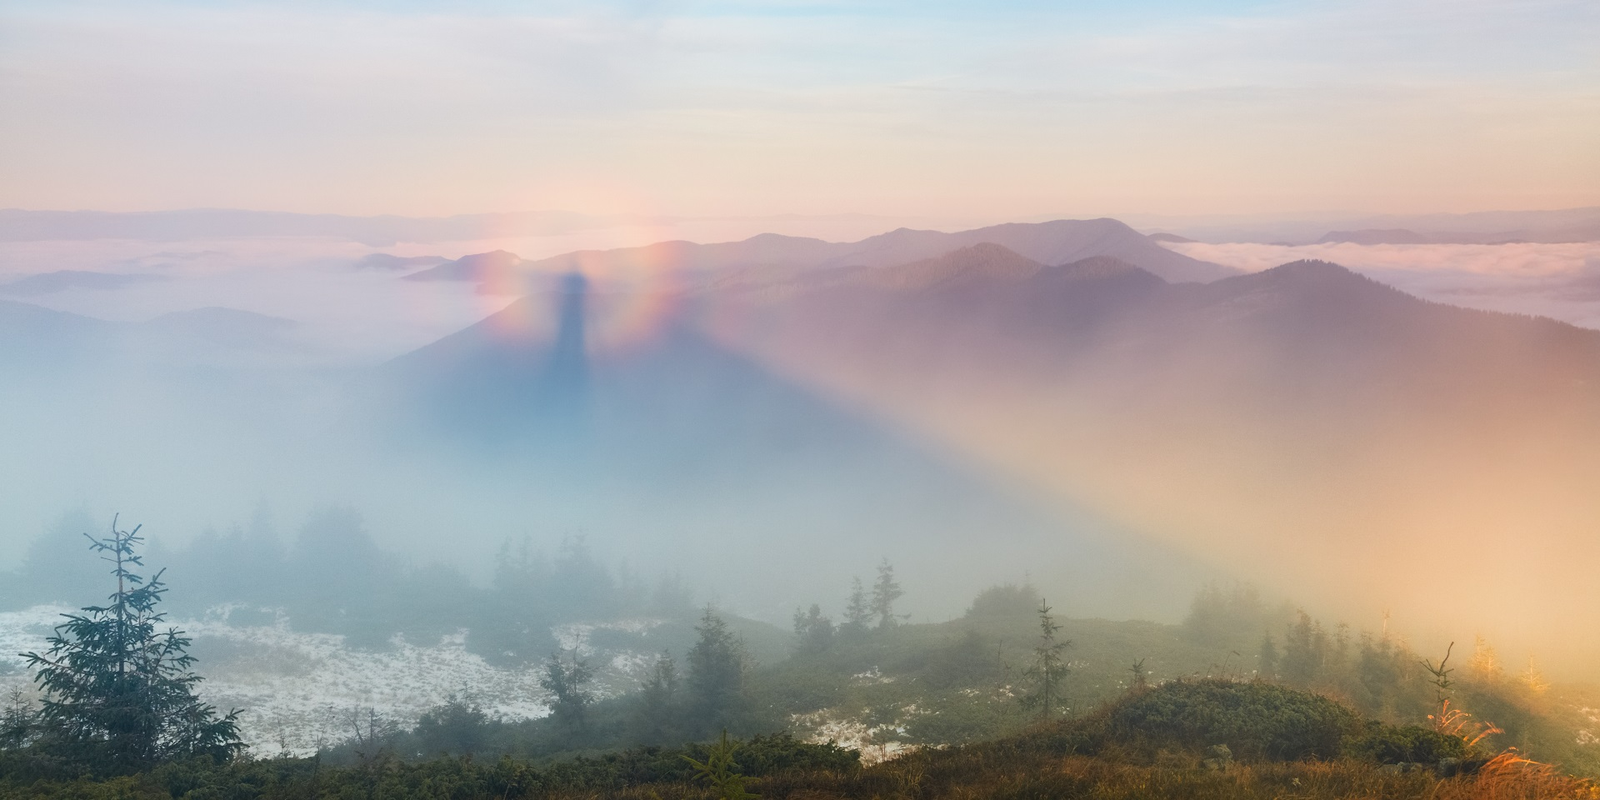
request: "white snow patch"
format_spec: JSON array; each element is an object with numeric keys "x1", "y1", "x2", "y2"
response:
[
  {"x1": 790, "y1": 703, "x2": 926, "y2": 766},
  {"x1": 0, "y1": 605, "x2": 675, "y2": 757}
]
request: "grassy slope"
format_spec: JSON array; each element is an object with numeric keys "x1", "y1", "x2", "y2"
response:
[
  {"x1": 8, "y1": 682, "x2": 1596, "y2": 799},
  {"x1": 754, "y1": 605, "x2": 1600, "y2": 777}
]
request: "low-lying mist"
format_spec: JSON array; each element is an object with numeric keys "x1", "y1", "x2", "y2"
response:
[{"x1": 4, "y1": 225, "x2": 1599, "y2": 685}]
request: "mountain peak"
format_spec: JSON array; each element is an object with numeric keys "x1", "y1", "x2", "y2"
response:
[
  {"x1": 1259, "y1": 259, "x2": 1371, "y2": 282},
  {"x1": 1205, "y1": 260, "x2": 1418, "y2": 321},
  {"x1": 1056, "y1": 255, "x2": 1161, "y2": 282}
]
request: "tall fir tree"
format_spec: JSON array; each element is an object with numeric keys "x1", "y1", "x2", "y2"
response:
[
  {"x1": 687, "y1": 607, "x2": 745, "y2": 733},
  {"x1": 1020, "y1": 599, "x2": 1071, "y2": 722},
  {"x1": 21, "y1": 516, "x2": 242, "y2": 775},
  {"x1": 841, "y1": 578, "x2": 872, "y2": 634},
  {"x1": 869, "y1": 559, "x2": 904, "y2": 630}
]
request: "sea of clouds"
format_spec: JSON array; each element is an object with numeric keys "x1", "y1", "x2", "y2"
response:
[{"x1": 1167, "y1": 241, "x2": 1600, "y2": 330}]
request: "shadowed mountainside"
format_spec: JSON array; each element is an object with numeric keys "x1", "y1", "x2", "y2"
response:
[
  {"x1": 688, "y1": 247, "x2": 1600, "y2": 665},
  {"x1": 369, "y1": 269, "x2": 1211, "y2": 617}
]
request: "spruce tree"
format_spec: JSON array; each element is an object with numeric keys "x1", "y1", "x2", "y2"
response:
[
  {"x1": 1258, "y1": 633, "x2": 1280, "y2": 680},
  {"x1": 792, "y1": 604, "x2": 835, "y2": 654},
  {"x1": 539, "y1": 649, "x2": 594, "y2": 729},
  {"x1": 634, "y1": 651, "x2": 679, "y2": 744},
  {"x1": 841, "y1": 578, "x2": 872, "y2": 635},
  {"x1": 0, "y1": 689, "x2": 35, "y2": 752},
  {"x1": 1281, "y1": 610, "x2": 1327, "y2": 686},
  {"x1": 21, "y1": 516, "x2": 242, "y2": 775},
  {"x1": 869, "y1": 559, "x2": 903, "y2": 630},
  {"x1": 1020, "y1": 599, "x2": 1070, "y2": 722},
  {"x1": 687, "y1": 607, "x2": 745, "y2": 733}
]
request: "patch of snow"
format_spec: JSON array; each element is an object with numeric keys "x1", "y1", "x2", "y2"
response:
[
  {"x1": 0, "y1": 605, "x2": 673, "y2": 757},
  {"x1": 790, "y1": 704, "x2": 922, "y2": 766},
  {"x1": 851, "y1": 666, "x2": 893, "y2": 685}
]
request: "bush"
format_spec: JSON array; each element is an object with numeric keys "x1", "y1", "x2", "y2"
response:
[
  {"x1": 1104, "y1": 679, "x2": 1363, "y2": 761},
  {"x1": 1347, "y1": 722, "x2": 1467, "y2": 764},
  {"x1": 965, "y1": 584, "x2": 1041, "y2": 620}
]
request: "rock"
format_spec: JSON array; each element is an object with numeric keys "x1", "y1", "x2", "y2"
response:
[
  {"x1": 1200, "y1": 744, "x2": 1233, "y2": 771},
  {"x1": 1379, "y1": 762, "x2": 1425, "y2": 775}
]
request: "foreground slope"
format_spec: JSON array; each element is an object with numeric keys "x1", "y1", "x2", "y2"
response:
[{"x1": 7, "y1": 680, "x2": 1592, "y2": 799}]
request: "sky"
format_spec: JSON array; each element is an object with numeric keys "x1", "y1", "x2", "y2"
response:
[{"x1": 1, "y1": 0, "x2": 1596, "y2": 221}]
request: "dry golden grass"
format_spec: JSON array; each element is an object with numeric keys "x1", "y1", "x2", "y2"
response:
[
  {"x1": 721, "y1": 750, "x2": 1599, "y2": 800},
  {"x1": 1429, "y1": 751, "x2": 1600, "y2": 800}
]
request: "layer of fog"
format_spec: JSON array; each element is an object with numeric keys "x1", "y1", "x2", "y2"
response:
[
  {"x1": 8, "y1": 230, "x2": 1600, "y2": 671},
  {"x1": 0, "y1": 235, "x2": 1209, "y2": 628}
]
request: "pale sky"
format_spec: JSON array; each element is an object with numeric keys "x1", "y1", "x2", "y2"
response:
[{"x1": 1, "y1": 0, "x2": 1596, "y2": 219}]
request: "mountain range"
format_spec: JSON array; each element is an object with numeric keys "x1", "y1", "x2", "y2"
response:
[{"x1": 400, "y1": 218, "x2": 1235, "y2": 288}]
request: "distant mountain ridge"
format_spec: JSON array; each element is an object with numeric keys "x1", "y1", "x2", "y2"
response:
[
  {"x1": 1137, "y1": 206, "x2": 1600, "y2": 245},
  {"x1": 354, "y1": 253, "x2": 449, "y2": 271},
  {"x1": 410, "y1": 218, "x2": 1235, "y2": 290},
  {"x1": 1316, "y1": 229, "x2": 1433, "y2": 245}
]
